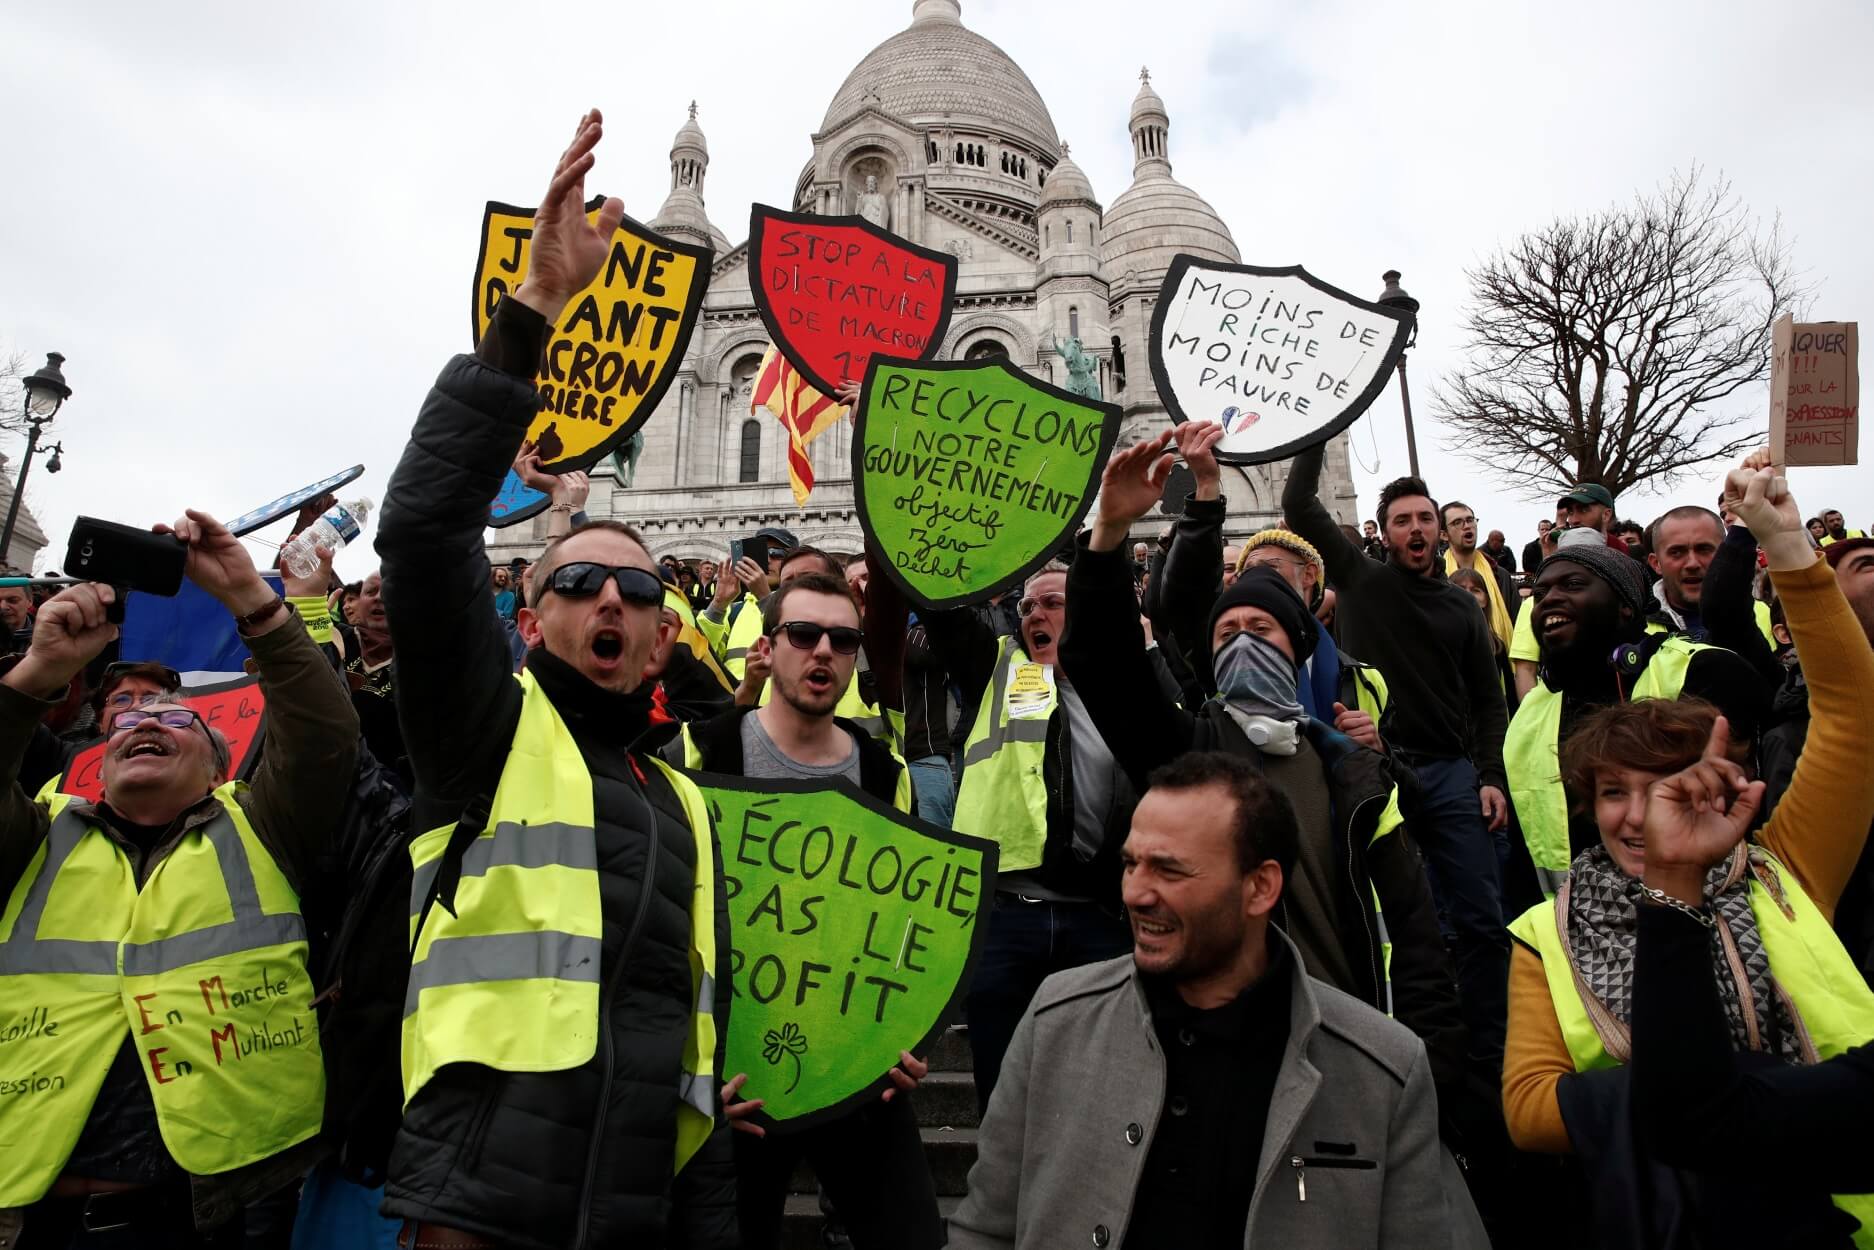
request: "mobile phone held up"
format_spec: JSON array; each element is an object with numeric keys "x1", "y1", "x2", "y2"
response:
[
  {"x1": 64, "y1": 517, "x2": 187, "y2": 621},
  {"x1": 728, "y1": 535, "x2": 772, "y2": 573}
]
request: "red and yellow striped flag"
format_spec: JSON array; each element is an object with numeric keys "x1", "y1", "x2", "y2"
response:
[{"x1": 750, "y1": 347, "x2": 848, "y2": 506}]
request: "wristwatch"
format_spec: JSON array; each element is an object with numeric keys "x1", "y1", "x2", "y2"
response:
[{"x1": 234, "y1": 595, "x2": 288, "y2": 635}]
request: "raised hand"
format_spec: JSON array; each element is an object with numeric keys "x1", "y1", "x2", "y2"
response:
[
  {"x1": 514, "y1": 440, "x2": 557, "y2": 493},
  {"x1": 3, "y1": 584, "x2": 118, "y2": 698},
  {"x1": 282, "y1": 544, "x2": 336, "y2": 600},
  {"x1": 1090, "y1": 429, "x2": 1176, "y2": 551},
  {"x1": 1721, "y1": 450, "x2": 1810, "y2": 570},
  {"x1": 156, "y1": 510, "x2": 274, "y2": 616},
  {"x1": 514, "y1": 109, "x2": 625, "y2": 322},
  {"x1": 734, "y1": 556, "x2": 771, "y2": 601},
  {"x1": 556, "y1": 470, "x2": 590, "y2": 511},
  {"x1": 710, "y1": 557, "x2": 741, "y2": 611},
  {"x1": 1643, "y1": 715, "x2": 1763, "y2": 897},
  {"x1": 1172, "y1": 419, "x2": 1224, "y2": 502}
]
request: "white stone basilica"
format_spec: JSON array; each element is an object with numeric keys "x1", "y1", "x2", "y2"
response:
[{"x1": 486, "y1": 0, "x2": 1359, "y2": 563}]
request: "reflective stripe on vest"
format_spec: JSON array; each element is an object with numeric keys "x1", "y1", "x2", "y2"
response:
[
  {"x1": 0, "y1": 788, "x2": 323, "y2": 1204},
  {"x1": 401, "y1": 671, "x2": 720, "y2": 1172},
  {"x1": 720, "y1": 596, "x2": 765, "y2": 681},
  {"x1": 951, "y1": 638, "x2": 1051, "y2": 871},
  {"x1": 1509, "y1": 863, "x2": 1874, "y2": 1246},
  {"x1": 1505, "y1": 638, "x2": 1705, "y2": 898}
]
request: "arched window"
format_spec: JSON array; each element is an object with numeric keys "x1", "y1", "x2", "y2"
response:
[
  {"x1": 1066, "y1": 219, "x2": 1074, "y2": 243},
  {"x1": 739, "y1": 419, "x2": 760, "y2": 483},
  {"x1": 965, "y1": 339, "x2": 1009, "y2": 361},
  {"x1": 1069, "y1": 306, "x2": 1080, "y2": 339},
  {"x1": 955, "y1": 143, "x2": 964, "y2": 164},
  {"x1": 1044, "y1": 224, "x2": 1050, "y2": 247}
]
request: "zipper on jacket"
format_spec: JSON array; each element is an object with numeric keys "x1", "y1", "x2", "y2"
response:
[
  {"x1": 1290, "y1": 1154, "x2": 1306, "y2": 1202},
  {"x1": 1291, "y1": 1152, "x2": 1378, "y2": 1201},
  {"x1": 571, "y1": 771, "x2": 662, "y2": 1250},
  {"x1": 1344, "y1": 791, "x2": 1384, "y2": 1009}
]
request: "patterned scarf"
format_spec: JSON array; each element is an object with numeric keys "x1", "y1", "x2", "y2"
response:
[{"x1": 1561, "y1": 842, "x2": 1815, "y2": 1066}]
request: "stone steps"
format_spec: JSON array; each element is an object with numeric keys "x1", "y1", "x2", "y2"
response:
[{"x1": 782, "y1": 1025, "x2": 979, "y2": 1245}]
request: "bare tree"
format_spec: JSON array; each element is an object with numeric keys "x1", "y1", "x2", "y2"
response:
[
  {"x1": 1435, "y1": 171, "x2": 1803, "y2": 500},
  {"x1": 0, "y1": 350, "x2": 25, "y2": 432}
]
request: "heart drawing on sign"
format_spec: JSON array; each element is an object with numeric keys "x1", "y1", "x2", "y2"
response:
[{"x1": 1220, "y1": 407, "x2": 1262, "y2": 436}]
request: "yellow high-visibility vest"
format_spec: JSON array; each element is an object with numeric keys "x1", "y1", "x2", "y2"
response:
[
  {"x1": 1510, "y1": 864, "x2": 1874, "y2": 1246},
  {"x1": 1506, "y1": 638, "x2": 1704, "y2": 897},
  {"x1": 0, "y1": 787, "x2": 324, "y2": 1204},
  {"x1": 401, "y1": 671, "x2": 720, "y2": 1171},
  {"x1": 951, "y1": 637, "x2": 1052, "y2": 872}
]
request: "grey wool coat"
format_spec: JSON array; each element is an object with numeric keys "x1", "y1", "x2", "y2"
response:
[{"x1": 948, "y1": 933, "x2": 1486, "y2": 1249}]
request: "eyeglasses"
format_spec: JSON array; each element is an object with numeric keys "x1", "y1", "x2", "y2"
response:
[
  {"x1": 111, "y1": 708, "x2": 208, "y2": 736},
  {"x1": 542, "y1": 562, "x2": 664, "y2": 606},
  {"x1": 1016, "y1": 592, "x2": 1066, "y2": 618},
  {"x1": 769, "y1": 622, "x2": 865, "y2": 655},
  {"x1": 105, "y1": 689, "x2": 174, "y2": 712}
]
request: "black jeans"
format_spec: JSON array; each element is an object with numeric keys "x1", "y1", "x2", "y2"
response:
[
  {"x1": 965, "y1": 894, "x2": 1133, "y2": 1114},
  {"x1": 733, "y1": 1092, "x2": 942, "y2": 1250},
  {"x1": 1399, "y1": 754, "x2": 1509, "y2": 1072}
]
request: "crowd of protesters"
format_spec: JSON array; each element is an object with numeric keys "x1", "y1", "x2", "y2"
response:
[{"x1": 4, "y1": 110, "x2": 1874, "y2": 1250}]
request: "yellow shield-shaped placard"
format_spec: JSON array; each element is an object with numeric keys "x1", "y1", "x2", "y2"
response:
[{"x1": 472, "y1": 197, "x2": 711, "y2": 472}]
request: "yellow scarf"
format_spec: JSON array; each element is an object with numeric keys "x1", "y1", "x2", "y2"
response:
[{"x1": 1446, "y1": 547, "x2": 1512, "y2": 649}]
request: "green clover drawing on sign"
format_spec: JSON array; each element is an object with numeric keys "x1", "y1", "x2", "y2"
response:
[{"x1": 762, "y1": 1022, "x2": 809, "y2": 1094}]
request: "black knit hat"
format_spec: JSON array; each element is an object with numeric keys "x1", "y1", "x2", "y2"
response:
[
  {"x1": 1539, "y1": 542, "x2": 1647, "y2": 622},
  {"x1": 1206, "y1": 567, "x2": 1319, "y2": 667}
]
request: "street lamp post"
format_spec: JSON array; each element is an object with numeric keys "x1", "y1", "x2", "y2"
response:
[
  {"x1": 1378, "y1": 271, "x2": 1421, "y2": 479},
  {"x1": 2, "y1": 353, "x2": 72, "y2": 567}
]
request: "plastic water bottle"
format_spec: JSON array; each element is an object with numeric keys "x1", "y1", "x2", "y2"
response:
[{"x1": 281, "y1": 498, "x2": 373, "y2": 578}]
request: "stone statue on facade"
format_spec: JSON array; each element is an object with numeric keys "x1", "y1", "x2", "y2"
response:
[
  {"x1": 856, "y1": 175, "x2": 890, "y2": 229},
  {"x1": 1052, "y1": 334, "x2": 1101, "y2": 400}
]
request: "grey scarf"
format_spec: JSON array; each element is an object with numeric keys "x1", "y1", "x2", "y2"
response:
[
  {"x1": 1212, "y1": 633, "x2": 1305, "y2": 757},
  {"x1": 1561, "y1": 842, "x2": 1814, "y2": 1065}
]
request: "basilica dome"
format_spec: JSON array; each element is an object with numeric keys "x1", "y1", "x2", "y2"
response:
[
  {"x1": 820, "y1": 0, "x2": 1059, "y2": 158},
  {"x1": 1101, "y1": 70, "x2": 1237, "y2": 283}
]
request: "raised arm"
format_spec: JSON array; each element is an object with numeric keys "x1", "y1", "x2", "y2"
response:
[
  {"x1": 1066, "y1": 429, "x2": 1199, "y2": 792},
  {"x1": 377, "y1": 111, "x2": 622, "y2": 808},
  {"x1": 1732, "y1": 460, "x2": 1874, "y2": 915},
  {"x1": 1281, "y1": 441, "x2": 1367, "y2": 588},
  {"x1": 1700, "y1": 524, "x2": 1780, "y2": 687},
  {"x1": 1156, "y1": 421, "x2": 1227, "y2": 676}
]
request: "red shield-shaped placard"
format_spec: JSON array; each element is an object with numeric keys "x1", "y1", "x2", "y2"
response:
[
  {"x1": 748, "y1": 204, "x2": 957, "y2": 399},
  {"x1": 60, "y1": 676, "x2": 267, "y2": 802}
]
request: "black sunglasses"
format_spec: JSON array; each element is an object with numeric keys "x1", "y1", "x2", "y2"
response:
[
  {"x1": 769, "y1": 621, "x2": 865, "y2": 655},
  {"x1": 542, "y1": 562, "x2": 664, "y2": 606}
]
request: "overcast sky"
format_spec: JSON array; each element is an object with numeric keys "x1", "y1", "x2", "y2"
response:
[{"x1": 3, "y1": 0, "x2": 1871, "y2": 582}]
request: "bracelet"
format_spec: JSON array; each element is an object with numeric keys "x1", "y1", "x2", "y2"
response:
[
  {"x1": 1639, "y1": 885, "x2": 1715, "y2": 928},
  {"x1": 234, "y1": 595, "x2": 288, "y2": 635}
]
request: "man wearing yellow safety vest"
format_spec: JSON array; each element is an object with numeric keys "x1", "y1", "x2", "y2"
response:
[
  {"x1": 1820, "y1": 508, "x2": 1866, "y2": 546},
  {"x1": 924, "y1": 557, "x2": 1136, "y2": 1113},
  {"x1": 1505, "y1": 532, "x2": 1768, "y2": 909},
  {"x1": 1063, "y1": 425, "x2": 1475, "y2": 1152},
  {"x1": 376, "y1": 110, "x2": 737, "y2": 1249},
  {"x1": 674, "y1": 572, "x2": 940, "y2": 1250},
  {"x1": 0, "y1": 513, "x2": 358, "y2": 1245}
]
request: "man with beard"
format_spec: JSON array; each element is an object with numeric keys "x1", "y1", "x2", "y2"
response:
[
  {"x1": 377, "y1": 111, "x2": 736, "y2": 1249},
  {"x1": 676, "y1": 573, "x2": 938, "y2": 1250},
  {"x1": 1441, "y1": 501, "x2": 1515, "y2": 651},
  {"x1": 1645, "y1": 506, "x2": 1724, "y2": 640},
  {"x1": 330, "y1": 570, "x2": 407, "y2": 790},
  {"x1": 1285, "y1": 442, "x2": 1512, "y2": 1079},
  {"x1": 1505, "y1": 540, "x2": 1766, "y2": 904},
  {"x1": 1820, "y1": 508, "x2": 1866, "y2": 546},
  {"x1": 948, "y1": 752, "x2": 1476, "y2": 1249}
]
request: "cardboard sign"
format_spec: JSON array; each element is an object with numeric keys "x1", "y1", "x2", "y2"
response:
[
  {"x1": 487, "y1": 468, "x2": 550, "y2": 529},
  {"x1": 854, "y1": 358, "x2": 1119, "y2": 610},
  {"x1": 1149, "y1": 258, "x2": 1413, "y2": 465},
  {"x1": 1769, "y1": 314, "x2": 1860, "y2": 467},
  {"x1": 226, "y1": 465, "x2": 365, "y2": 537},
  {"x1": 60, "y1": 676, "x2": 267, "y2": 802},
  {"x1": 472, "y1": 198, "x2": 710, "y2": 473},
  {"x1": 697, "y1": 775, "x2": 997, "y2": 1133},
  {"x1": 748, "y1": 204, "x2": 957, "y2": 399}
]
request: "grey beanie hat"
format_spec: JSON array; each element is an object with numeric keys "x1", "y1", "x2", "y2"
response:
[{"x1": 1538, "y1": 542, "x2": 1647, "y2": 621}]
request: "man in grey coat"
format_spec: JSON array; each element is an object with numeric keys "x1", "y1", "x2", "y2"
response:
[{"x1": 949, "y1": 751, "x2": 1483, "y2": 1249}]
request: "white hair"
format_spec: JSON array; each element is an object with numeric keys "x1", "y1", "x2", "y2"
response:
[{"x1": 1023, "y1": 559, "x2": 1070, "y2": 596}]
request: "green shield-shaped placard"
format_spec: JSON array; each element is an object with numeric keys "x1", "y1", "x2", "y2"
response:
[
  {"x1": 696, "y1": 774, "x2": 998, "y2": 1134},
  {"x1": 854, "y1": 357, "x2": 1120, "y2": 610}
]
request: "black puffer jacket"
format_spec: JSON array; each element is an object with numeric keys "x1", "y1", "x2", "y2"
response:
[{"x1": 375, "y1": 301, "x2": 737, "y2": 1249}]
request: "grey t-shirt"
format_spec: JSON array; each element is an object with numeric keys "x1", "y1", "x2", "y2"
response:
[{"x1": 740, "y1": 712, "x2": 861, "y2": 786}]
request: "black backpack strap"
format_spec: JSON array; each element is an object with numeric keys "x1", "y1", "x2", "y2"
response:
[{"x1": 409, "y1": 791, "x2": 491, "y2": 960}]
